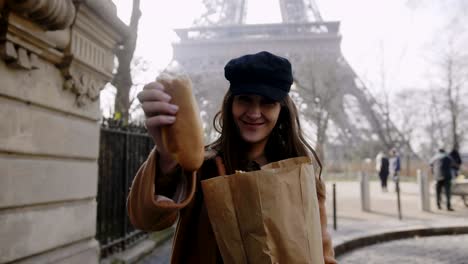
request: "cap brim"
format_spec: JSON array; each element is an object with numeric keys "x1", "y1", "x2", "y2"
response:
[{"x1": 230, "y1": 83, "x2": 287, "y2": 101}]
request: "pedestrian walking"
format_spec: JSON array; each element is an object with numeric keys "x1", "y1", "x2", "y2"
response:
[
  {"x1": 430, "y1": 148, "x2": 454, "y2": 211},
  {"x1": 389, "y1": 148, "x2": 401, "y2": 192},
  {"x1": 449, "y1": 147, "x2": 462, "y2": 179},
  {"x1": 127, "y1": 51, "x2": 337, "y2": 263},
  {"x1": 376, "y1": 151, "x2": 390, "y2": 192}
]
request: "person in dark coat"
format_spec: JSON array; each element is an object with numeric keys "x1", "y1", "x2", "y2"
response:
[
  {"x1": 449, "y1": 147, "x2": 462, "y2": 179},
  {"x1": 376, "y1": 151, "x2": 389, "y2": 192},
  {"x1": 430, "y1": 149, "x2": 454, "y2": 211}
]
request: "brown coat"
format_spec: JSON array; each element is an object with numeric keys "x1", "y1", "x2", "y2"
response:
[{"x1": 127, "y1": 149, "x2": 337, "y2": 263}]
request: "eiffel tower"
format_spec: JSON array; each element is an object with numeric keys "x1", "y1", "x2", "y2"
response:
[{"x1": 171, "y1": 0, "x2": 403, "y2": 156}]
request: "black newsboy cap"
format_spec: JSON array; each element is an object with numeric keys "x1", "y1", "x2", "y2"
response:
[{"x1": 224, "y1": 51, "x2": 293, "y2": 101}]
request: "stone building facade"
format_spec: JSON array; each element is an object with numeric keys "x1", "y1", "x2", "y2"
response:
[{"x1": 0, "y1": 1, "x2": 127, "y2": 263}]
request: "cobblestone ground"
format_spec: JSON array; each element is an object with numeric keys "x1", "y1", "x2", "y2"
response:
[{"x1": 338, "y1": 234, "x2": 468, "y2": 264}]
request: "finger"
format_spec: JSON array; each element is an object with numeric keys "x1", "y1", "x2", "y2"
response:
[
  {"x1": 142, "y1": 101, "x2": 179, "y2": 116},
  {"x1": 142, "y1": 81, "x2": 165, "y2": 91},
  {"x1": 137, "y1": 89, "x2": 171, "y2": 103},
  {"x1": 145, "y1": 115, "x2": 176, "y2": 128}
]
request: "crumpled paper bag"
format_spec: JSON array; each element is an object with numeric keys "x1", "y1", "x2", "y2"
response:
[{"x1": 201, "y1": 156, "x2": 324, "y2": 264}]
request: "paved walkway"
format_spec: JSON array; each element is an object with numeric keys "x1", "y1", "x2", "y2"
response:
[
  {"x1": 139, "y1": 238, "x2": 172, "y2": 264},
  {"x1": 138, "y1": 181, "x2": 468, "y2": 263},
  {"x1": 325, "y1": 181, "x2": 468, "y2": 249},
  {"x1": 337, "y1": 234, "x2": 468, "y2": 263}
]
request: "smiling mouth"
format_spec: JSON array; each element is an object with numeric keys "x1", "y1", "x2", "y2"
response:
[
  {"x1": 242, "y1": 121, "x2": 265, "y2": 130},
  {"x1": 243, "y1": 121, "x2": 264, "y2": 126}
]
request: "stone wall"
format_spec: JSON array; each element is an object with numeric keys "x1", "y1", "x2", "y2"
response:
[{"x1": 0, "y1": 1, "x2": 127, "y2": 263}]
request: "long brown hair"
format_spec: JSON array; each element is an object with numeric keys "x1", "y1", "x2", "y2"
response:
[{"x1": 207, "y1": 91, "x2": 322, "y2": 175}]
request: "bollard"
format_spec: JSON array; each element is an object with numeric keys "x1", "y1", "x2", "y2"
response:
[
  {"x1": 396, "y1": 179, "x2": 402, "y2": 220},
  {"x1": 360, "y1": 171, "x2": 370, "y2": 211},
  {"x1": 333, "y1": 183, "x2": 337, "y2": 230},
  {"x1": 417, "y1": 169, "x2": 431, "y2": 211}
]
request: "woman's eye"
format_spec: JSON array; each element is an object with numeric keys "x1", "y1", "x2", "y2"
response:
[
  {"x1": 261, "y1": 98, "x2": 277, "y2": 105},
  {"x1": 237, "y1": 96, "x2": 252, "y2": 103}
]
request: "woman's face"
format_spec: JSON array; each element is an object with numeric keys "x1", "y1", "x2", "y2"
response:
[{"x1": 232, "y1": 94, "x2": 281, "y2": 145}]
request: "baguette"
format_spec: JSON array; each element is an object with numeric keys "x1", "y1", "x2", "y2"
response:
[{"x1": 157, "y1": 73, "x2": 205, "y2": 171}]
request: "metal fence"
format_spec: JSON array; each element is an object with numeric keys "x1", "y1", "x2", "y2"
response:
[{"x1": 96, "y1": 123, "x2": 154, "y2": 258}]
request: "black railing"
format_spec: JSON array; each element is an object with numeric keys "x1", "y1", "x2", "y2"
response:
[{"x1": 97, "y1": 121, "x2": 154, "y2": 258}]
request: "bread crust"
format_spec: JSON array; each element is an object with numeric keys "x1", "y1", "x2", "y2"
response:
[{"x1": 157, "y1": 73, "x2": 205, "y2": 171}]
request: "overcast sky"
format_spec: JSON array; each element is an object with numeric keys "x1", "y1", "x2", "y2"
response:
[{"x1": 103, "y1": 0, "x2": 465, "y2": 116}]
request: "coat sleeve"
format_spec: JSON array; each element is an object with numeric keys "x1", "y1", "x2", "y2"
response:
[
  {"x1": 127, "y1": 148, "x2": 197, "y2": 231},
  {"x1": 317, "y1": 180, "x2": 338, "y2": 264}
]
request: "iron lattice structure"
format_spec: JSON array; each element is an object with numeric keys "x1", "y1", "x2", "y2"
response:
[{"x1": 172, "y1": 0, "x2": 405, "y2": 157}]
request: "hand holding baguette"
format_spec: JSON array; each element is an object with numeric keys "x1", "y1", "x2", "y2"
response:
[{"x1": 137, "y1": 73, "x2": 205, "y2": 173}]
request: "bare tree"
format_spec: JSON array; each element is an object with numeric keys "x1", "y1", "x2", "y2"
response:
[
  {"x1": 358, "y1": 40, "x2": 403, "y2": 152},
  {"x1": 392, "y1": 89, "x2": 427, "y2": 174},
  {"x1": 442, "y1": 44, "x2": 465, "y2": 149},
  {"x1": 112, "y1": 0, "x2": 141, "y2": 124},
  {"x1": 393, "y1": 90, "x2": 422, "y2": 147},
  {"x1": 410, "y1": 0, "x2": 468, "y2": 152},
  {"x1": 429, "y1": 33, "x2": 468, "y2": 150},
  {"x1": 295, "y1": 57, "x2": 344, "y2": 162},
  {"x1": 424, "y1": 88, "x2": 449, "y2": 155}
]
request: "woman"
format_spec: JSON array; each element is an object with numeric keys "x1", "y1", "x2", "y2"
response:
[
  {"x1": 376, "y1": 151, "x2": 389, "y2": 192},
  {"x1": 127, "y1": 51, "x2": 336, "y2": 263}
]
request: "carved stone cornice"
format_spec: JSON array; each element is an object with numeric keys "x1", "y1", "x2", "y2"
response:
[
  {"x1": 79, "y1": 0, "x2": 128, "y2": 37},
  {"x1": 1, "y1": 0, "x2": 126, "y2": 107},
  {"x1": 0, "y1": 1, "x2": 72, "y2": 68},
  {"x1": 58, "y1": 2, "x2": 123, "y2": 107},
  {"x1": 0, "y1": 12, "x2": 66, "y2": 68},
  {"x1": 7, "y1": 0, "x2": 76, "y2": 30},
  {"x1": 61, "y1": 57, "x2": 106, "y2": 107}
]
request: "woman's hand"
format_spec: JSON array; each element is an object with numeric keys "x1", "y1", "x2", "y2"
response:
[{"x1": 137, "y1": 81, "x2": 179, "y2": 173}]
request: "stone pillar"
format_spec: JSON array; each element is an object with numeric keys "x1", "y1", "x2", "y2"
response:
[
  {"x1": 360, "y1": 171, "x2": 371, "y2": 212},
  {"x1": 417, "y1": 169, "x2": 431, "y2": 212},
  {"x1": 0, "y1": 1, "x2": 127, "y2": 263}
]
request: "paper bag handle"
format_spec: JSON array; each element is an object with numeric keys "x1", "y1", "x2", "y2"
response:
[{"x1": 215, "y1": 156, "x2": 227, "y2": 176}]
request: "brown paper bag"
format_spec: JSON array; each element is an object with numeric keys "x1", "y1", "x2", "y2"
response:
[{"x1": 201, "y1": 157, "x2": 324, "y2": 264}]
